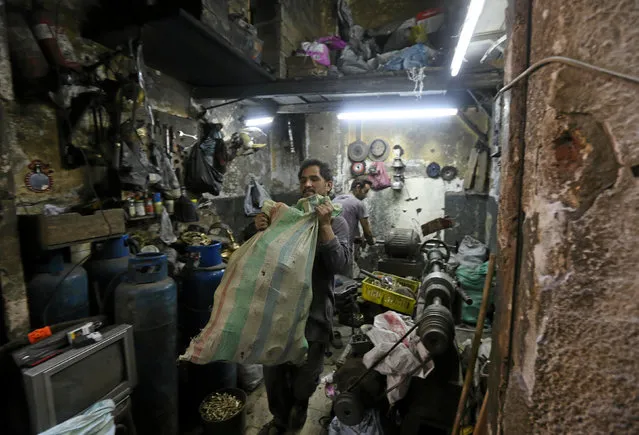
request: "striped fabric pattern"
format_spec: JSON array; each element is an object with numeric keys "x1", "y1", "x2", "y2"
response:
[{"x1": 180, "y1": 196, "x2": 339, "y2": 366}]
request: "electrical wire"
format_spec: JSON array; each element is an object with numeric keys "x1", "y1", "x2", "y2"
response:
[{"x1": 496, "y1": 56, "x2": 639, "y2": 98}]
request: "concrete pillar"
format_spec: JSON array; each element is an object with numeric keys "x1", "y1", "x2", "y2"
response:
[{"x1": 493, "y1": 0, "x2": 639, "y2": 433}]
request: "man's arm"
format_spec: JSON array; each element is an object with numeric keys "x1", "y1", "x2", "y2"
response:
[
  {"x1": 317, "y1": 216, "x2": 351, "y2": 275},
  {"x1": 360, "y1": 217, "x2": 375, "y2": 245}
]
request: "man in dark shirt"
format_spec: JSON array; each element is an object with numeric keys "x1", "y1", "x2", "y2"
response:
[{"x1": 256, "y1": 159, "x2": 350, "y2": 434}]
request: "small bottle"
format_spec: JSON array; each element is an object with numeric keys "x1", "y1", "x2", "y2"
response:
[
  {"x1": 145, "y1": 197, "x2": 154, "y2": 216},
  {"x1": 153, "y1": 192, "x2": 163, "y2": 215},
  {"x1": 164, "y1": 198, "x2": 174, "y2": 214},
  {"x1": 127, "y1": 198, "x2": 136, "y2": 218},
  {"x1": 135, "y1": 199, "x2": 146, "y2": 217}
]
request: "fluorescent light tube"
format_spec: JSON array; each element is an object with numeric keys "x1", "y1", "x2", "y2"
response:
[
  {"x1": 337, "y1": 108, "x2": 458, "y2": 121},
  {"x1": 450, "y1": 0, "x2": 486, "y2": 77},
  {"x1": 245, "y1": 117, "x2": 273, "y2": 127}
]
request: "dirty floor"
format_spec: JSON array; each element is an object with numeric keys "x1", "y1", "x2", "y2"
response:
[{"x1": 244, "y1": 325, "x2": 353, "y2": 434}]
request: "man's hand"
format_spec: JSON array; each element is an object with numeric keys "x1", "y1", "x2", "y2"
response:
[
  {"x1": 365, "y1": 235, "x2": 376, "y2": 246},
  {"x1": 316, "y1": 202, "x2": 334, "y2": 228},
  {"x1": 316, "y1": 202, "x2": 335, "y2": 242},
  {"x1": 255, "y1": 213, "x2": 270, "y2": 231}
]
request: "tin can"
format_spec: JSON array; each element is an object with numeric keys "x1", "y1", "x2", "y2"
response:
[
  {"x1": 135, "y1": 200, "x2": 146, "y2": 217},
  {"x1": 164, "y1": 199, "x2": 175, "y2": 214},
  {"x1": 145, "y1": 198, "x2": 154, "y2": 216}
]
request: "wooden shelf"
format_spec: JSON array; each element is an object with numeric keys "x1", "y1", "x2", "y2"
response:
[{"x1": 86, "y1": 9, "x2": 275, "y2": 87}]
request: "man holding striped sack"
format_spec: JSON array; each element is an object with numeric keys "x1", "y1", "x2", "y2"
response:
[{"x1": 256, "y1": 159, "x2": 351, "y2": 434}]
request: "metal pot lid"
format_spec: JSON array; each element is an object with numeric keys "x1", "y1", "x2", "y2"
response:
[
  {"x1": 350, "y1": 162, "x2": 366, "y2": 176},
  {"x1": 426, "y1": 162, "x2": 441, "y2": 178},
  {"x1": 347, "y1": 140, "x2": 369, "y2": 162},
  {"x1": 369, "y1": 139, "x2": 390, "y2": 161},
  {"x1": 440, "y1": 165, "x2": 458, "y2": 181}
]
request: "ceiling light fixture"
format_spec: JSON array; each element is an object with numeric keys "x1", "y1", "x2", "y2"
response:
[
  {"x1": 337, "y1": 108, "x2": 458, "y2": 121},
  {"x1": 244, "y1": 116, "x2": 274, "y2": 127},
  {"x1": 450, "y1": 0, "x2": 486, "y2": 77}
]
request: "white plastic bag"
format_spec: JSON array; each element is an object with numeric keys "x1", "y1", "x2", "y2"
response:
[
  {"x1": 362, "y1": 312, "x2": 433, "y2": 404},
  {"x1": 244, "y1": 177, "x2": 272, "y2": 216},
  {"x1": 301, "y1": 41, "x2": 331, "y2": 66},
  {"x1": 456, "y1": 235, "x2": 488, "y2": 267},
  {"x1": 39, "y1": 400, "x2": 115, "y2": 435}
]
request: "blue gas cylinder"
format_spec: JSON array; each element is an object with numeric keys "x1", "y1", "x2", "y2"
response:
[
  {"x1": 85, "y1": 235, "x2": 131, "y2": 320},
  {"x1": 27, "y1": 252, "x2": 89, "y2": 328},
  {"x1": 182, "y1": 243, "x2": 225, "y2": 336},
  {"x1": 114, "y1": 253, "x2": 178, "y2": 435},
  {"x1": 179, "y1": 243, "x2": 237, "y2": 429}
]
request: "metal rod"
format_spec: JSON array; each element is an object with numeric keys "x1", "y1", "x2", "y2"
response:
[{"x1": 452, "y1": 254, "x2": 496, "y2": 435}]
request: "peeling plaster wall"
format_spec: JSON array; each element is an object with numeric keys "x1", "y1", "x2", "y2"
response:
[{"x1": 498, "y1": 0, "x2": 639, "y2": 433}]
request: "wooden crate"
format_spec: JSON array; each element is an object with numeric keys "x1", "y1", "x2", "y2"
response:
[{"x1": 33, "y1": 209, "x2": 126, "y2": 249}]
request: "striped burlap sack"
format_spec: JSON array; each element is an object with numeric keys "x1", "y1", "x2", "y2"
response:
[{"x1": 180, "y1": 195, "x2": 339, "y2": 366}]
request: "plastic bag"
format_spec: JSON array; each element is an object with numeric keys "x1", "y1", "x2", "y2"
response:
[
  {"x1": 238, "y1": 364, "x2": 264, "y2": 391},
  {"x1": 329, "y1": 410, "x2": 383, "y2": 435},
  {"x1": 368, "y1": 162, "x2": 391, "y2": 190},
  {"x1": 383, "y1": 18, "x2": 416, "y2": 52},
  {"x1": 149, "y1": 142, "x2": 180, "y2": 192},
  {"x1": 160, "y1": 209, "x2": 177, "y2": 244},
  {"x1": 338, "y1": 46, "x2": 373, "y2": 75},
  {"x1": 317, "y1": 35, "x2": 347, "y2": 50},
  {"x1": 362, "y1": 312, "x2": 433, "y2": 404},
  {"x1": 381, "y1": 43, "x2": 439, "y2": 71},
  {"x1": 118, "y1": 139, "x2": 150, "y2": 189},
  {"x1": 301, "y1": 41, "x2": 330, "y2": 66},
  {"x1": 456, "y1": 235, "x2": 488, "y2": 268},
  {"x1": 185, "y1": 142, "x2": 223, "y2": 195},
  {"x1": 244, "y1": 177, "x2": 272, "y2": 216},
  {"x1": 40, "y1": 399, "x2": 115, "y2": 435}
]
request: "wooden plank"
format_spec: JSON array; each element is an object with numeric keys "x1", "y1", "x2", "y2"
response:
[
  {"x1": 36, "y1": 209, "x2": 125, "y2": 249},
  {"x1": 464, "y1": 147, "x2": 479, "y2": 190},
  {"x1": 487, "y1": 0, "x2": 533, "y2": 432}
]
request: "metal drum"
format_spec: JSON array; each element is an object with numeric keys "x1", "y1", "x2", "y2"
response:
[
  {"x1": 181, "y1": 243, "x2": 225, "y2": 336},
  {"x1": 27, "y1": 252, "x2": 89, "y2": 328},
  {"x1": 85, "y1": 235, "x2": 131, "y2": 320},
  {"x1": 384, "y1": 228, "x2": 421, "y2": 258},
  {"x1": 115, "y1": 253, "x2": 177, "y2": 435}
]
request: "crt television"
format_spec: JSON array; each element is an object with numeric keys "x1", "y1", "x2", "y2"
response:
[{"x1": 20, "y1": 324, "x2": 137, "y2": 434}]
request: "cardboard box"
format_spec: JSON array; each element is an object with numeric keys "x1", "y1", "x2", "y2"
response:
[{"x1": 286, "y1": 56, "x2": 328, "y2": 78}]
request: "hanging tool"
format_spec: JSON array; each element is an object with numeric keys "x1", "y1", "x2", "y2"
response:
[{"x1": 178, "y1": 130, "x2": 198, "y2": 140}]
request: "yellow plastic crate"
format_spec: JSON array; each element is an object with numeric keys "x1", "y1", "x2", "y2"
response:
[{"x1": 361, "y1": 272, "x2": 420, "y2": 315}]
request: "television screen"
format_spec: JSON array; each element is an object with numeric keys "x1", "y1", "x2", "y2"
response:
[{"x1": 50, "y1": 341, "x2": 126, "y2": 423}]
